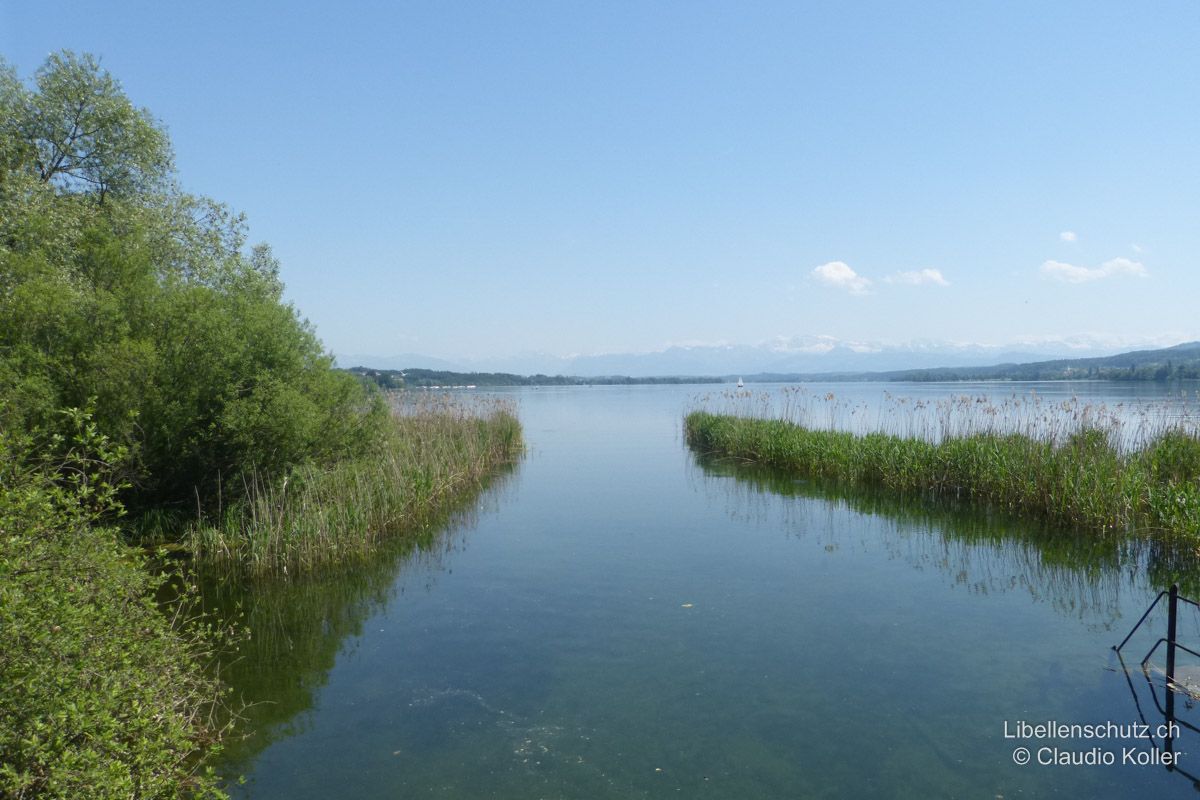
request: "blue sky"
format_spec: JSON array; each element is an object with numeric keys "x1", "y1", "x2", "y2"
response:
[{"x1": 3, "y1": 1, "x2": 1198, "y2": 361}]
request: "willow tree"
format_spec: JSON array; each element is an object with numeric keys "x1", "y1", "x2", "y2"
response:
[
  {"x1": 7, "y1": 51, "x2": 172, "y2": 200},
  {"x1": 0, "y1": 51, "x2": 383, "y2": 514}
]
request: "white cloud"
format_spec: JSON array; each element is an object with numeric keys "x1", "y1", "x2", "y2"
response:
[
  {"x1": 1040, "y1": 257, "x2": 1148, "y2": 283},
  {"x1": 812, "y1": 261, "x2": 871, "y2": 294},
  {"x1": 1131, "y1": 243, "x2": 1144, "y2": 254},
  {"x1": 1059, "y1": 231, "x2": 1077, "y2": 243},
  {"x1": 1102, "y1": 257, "x2": 1149, "y2": 277},
  {"x1": 885, "y1": 268, "x2": 949, "y2": 286}
]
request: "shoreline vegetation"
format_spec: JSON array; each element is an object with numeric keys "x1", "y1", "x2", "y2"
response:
[
  {"x1": 348, "y1": 366, "x2": 722, "y2": 388},
  {"x1": 0, "y1": 52, "x2": 523, "y2": 798},
  {"x1": 733, "y1": 341, "x2": 1200, "y2": 383},
  {"x1": 191, "y1": 443, "x2": 519, "y2": 774},
  {"x1": 685, "y1": 390, "x2": 1200, "y2": 539},
  {"x1": 185, "y1": 395, "x2": 522, "y2": 574},
  {"x1": 1, "y1": 416, "x2": 234, "y2": 799},
  {"x1": 347, "y1": 340, "x2": 1200, "y2": 389}
]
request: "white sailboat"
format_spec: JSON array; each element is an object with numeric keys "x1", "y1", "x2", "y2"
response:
[{"x1": 736, "y1": 377, "x2": 744, "y2": 388}]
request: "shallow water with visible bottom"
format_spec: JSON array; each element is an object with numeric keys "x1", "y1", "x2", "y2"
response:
[{"x1": 208, "y1": 382, "x2": 1200, "y2": 798}]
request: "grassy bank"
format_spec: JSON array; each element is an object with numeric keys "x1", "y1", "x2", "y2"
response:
[
  {"x1": 194, "y1": 471, "x2": 501, "y2": 773},
  {"x1": 185, "y1": 396, "x2": 523, "y2": 574},
  {"x1": 684, "y1": 407, "x2": 1200, "y2": 537}
]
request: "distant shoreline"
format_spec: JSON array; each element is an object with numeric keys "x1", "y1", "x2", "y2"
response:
[
  {"x1": 345, "y1": 367, "x2": 723, "y2": 388},
  {"x1": 346, "y1": 341, "x2": 1200, "y2": 387}
]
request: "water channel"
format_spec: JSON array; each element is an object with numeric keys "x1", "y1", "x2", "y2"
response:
[{"x1": 210, "y1": 382, "x2": 1200, "y2": 798}]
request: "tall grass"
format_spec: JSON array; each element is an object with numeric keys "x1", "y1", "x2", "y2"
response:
[
  {"x1": 685, "y1": 390, "x2": 1200, "y2": 537},
  {"x1": 186, "y1": 395, "x2": 522, "y2": 574},
  {"x1": 699, "y1": 386, "x2": 1200, "y2": 450}
]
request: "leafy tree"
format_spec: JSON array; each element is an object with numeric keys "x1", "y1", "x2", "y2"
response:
[
  {"x1": 0, "y1": 51, "x2": 385, "y2": 514},
  {"x1": 10, "y1": 51, "x2": 172, "y2": 201},
  {"x1": 0, "y1": 50, "x2": 398, "y2": 799},
  {"x1": 0, "y1": 60, "x2": 31, "y2": 180}
]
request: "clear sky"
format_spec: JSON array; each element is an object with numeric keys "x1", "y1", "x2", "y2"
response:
[{"x1": 3, "y1": 1, "x2": 1198, "y2": 361}]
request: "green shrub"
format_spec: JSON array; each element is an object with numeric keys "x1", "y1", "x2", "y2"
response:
[{"x1": 0, "y1": 411, "x2": 232, "y2": 799}]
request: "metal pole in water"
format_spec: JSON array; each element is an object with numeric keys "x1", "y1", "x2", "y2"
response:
[{"x1": 1166, "y1": 583, "x2": 1179, "y2": 757}]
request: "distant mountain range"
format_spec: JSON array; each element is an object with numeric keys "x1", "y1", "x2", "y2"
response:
[
  {"x1": 337, "y1": 335, "x2": 1194, "y2": 379},
  {"x1": 340, "y1": 341, "x2": 1200, "y2": 386}
]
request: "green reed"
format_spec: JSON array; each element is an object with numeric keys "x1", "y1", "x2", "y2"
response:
[
  {"x1": 186, "y1": 395, "x2": 523, "y2": 574},
  {"x1": 685, "y1": 390, "x2": 1200, "y2": 537}
]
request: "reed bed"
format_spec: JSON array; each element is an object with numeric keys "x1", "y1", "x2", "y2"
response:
[
  {"x1": 698, "y1": 386, "x2": 1200, "y2": 451},
  {"x1": 685, "y1": 389, "x2": 1200, "y2": 538},
  {"x1": 186, "y1": 395, "x2": 522, "y2": 574}
]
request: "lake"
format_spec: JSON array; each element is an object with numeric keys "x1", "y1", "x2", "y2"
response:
[{"x1": 208, "y1": 381, "x2": 1200, "y2": 798}]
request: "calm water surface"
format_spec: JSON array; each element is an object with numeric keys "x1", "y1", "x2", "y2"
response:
[{"x1": 209, "y1": 382, "x2": 1200, "y2": 798}]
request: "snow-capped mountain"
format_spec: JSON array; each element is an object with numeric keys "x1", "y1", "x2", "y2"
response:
[{"x1": 338, "y1": 334, "x2": 1192, "y2": 377}]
